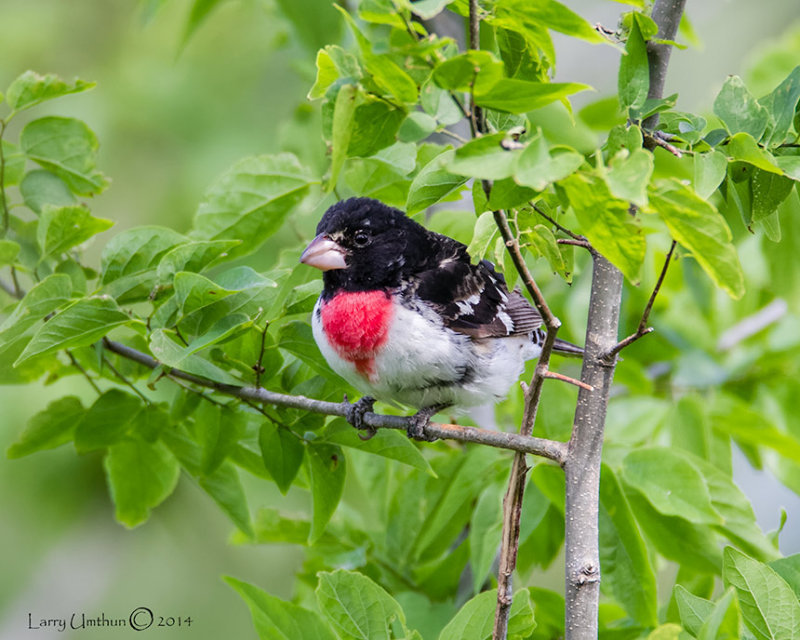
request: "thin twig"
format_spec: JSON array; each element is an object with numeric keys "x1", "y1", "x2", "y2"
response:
[
  {"x1": 557, "y1": 238, "x2": 593, "y2": 249},
  {"x1": 531, "y1": 202, "x2": 585, "y2": 242},
  {"x1": 543, "y1": 371, "x2": 593, "y2": 391},
  {"x1": 601, "y1": 240, "x2": 676, "y2": 361},
  {"x1": 643, "y1": 130, "x2": 683, "y2": 157},
  {"x1": 66, "y1": 349, "x2": 102, "y2": 395},
  {"x1": 101, "y1": 354, "x2": 150, "y2": 403},
  {"x1": 437, "y1": 128, "x2": 470, "y2": 145},
  {"x1": 101, "y1": 337, "x2": 568, "y2": 463}
]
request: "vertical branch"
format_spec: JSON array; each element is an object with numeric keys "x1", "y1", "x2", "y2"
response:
[
  {"x1": 563, "y1": 256, "x2": 623, "y2": 640},
  {"x1": 643, "y1": 0, "x2": 688, "y2": 130},
  {"x1": 563, "y1": 2, "x2": 686, "y2": 638}
]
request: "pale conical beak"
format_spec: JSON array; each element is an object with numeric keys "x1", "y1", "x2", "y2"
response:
[{"x1": 300, "y1": 234, "x2": 348, "y2": 271}]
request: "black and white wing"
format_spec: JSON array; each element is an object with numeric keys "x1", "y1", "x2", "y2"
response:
[{"x1": 407, "y1": 234, "x2": 543, "y2": 339}]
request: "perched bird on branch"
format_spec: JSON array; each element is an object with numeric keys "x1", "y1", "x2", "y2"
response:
[{"x1": 300, "y1": 197, "x2": 581, "y2": 440}]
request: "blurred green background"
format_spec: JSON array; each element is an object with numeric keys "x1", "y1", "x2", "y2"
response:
[{"x1": 1, "y1": 1, "x2": 799, "y2": 638}]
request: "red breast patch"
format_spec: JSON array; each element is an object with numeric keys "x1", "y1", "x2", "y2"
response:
[{"x1": 320, "y1": 291, "x2": 393, "y2": 380}]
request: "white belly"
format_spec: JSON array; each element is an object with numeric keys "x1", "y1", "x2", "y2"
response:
[{"x1": 311, "y1": 297, "x2": 539, "y2": 409}]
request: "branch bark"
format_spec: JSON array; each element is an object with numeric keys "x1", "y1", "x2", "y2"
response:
[
  {"x1": 643, "y1": 0, "x2": 688, "y2": 130},
  {"x1": 564, "y1": 255, "x2": 622, "y2": 640},
  {"x1": 101, "y1": 338, "x2": 568, "y2": 463}
]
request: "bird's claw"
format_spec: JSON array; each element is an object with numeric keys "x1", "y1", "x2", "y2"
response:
[
  {"x1": 406, "y1": 405, "x2": 441, "y2": 442},
  {"x1": 344, "y1": 395, "x2": 377, "y2": 440}
]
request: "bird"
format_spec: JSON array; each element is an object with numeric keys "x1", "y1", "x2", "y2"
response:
[{"x1": 299, "y1": 197, "x2": 582, "y2": 440}]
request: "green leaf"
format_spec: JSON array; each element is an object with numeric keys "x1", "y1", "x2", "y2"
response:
[
  {"x1": 104, "y1": 436, "x2": 180, "y2": 528},
  {"x1": 522, "y1": 224, "x2": 567, "y2": 278},
  {"x1": 599, "y1": 464, "x2": 658, "y2": 627},
  {"x1": 309, "y1": 49, "x2": 340, "y2": 100},
  {"x1": 438, "y1": 588, "x2": 536, "y2": 640},
  {"x1": 406, "y1": 149, "x2": 468, "y2": 214},
  {"x1": 307, "y1": 442, "x2": 346, "y2": 543},
  {"x1": 225, "y1": 576, "x2": 337, "y2": 640},
  {"x1": 650, "y1": 179, "x2": 745, "y2": 299},
  {"x1": 618, "y1": 13, "x2": 649, "y2": 113},
  {"x1": 432, "y1": 51, "x2": 504, "y2": 93},
  {"x1": 466, "y1": 211, "x2": 498, "y2": 261},
  {"x1": 469, "y1": 483, "x2": 504, "y2": 593},
  {"x1": 413, "y1": 447, "x2": 501, "y2": 562},
  {"x1": 174, "y1": 271, "x2": 238, "y2": 315},
  {"x1": 0, "y1": 274, "x2": 72, "y2": 350},
  {"x1": 723, "y1": 547, "x2": 800, "y2": 640},
  {"x1": 149, "y1": 329, "x2": 241, "y2": 384},
  {"x1": 181, "y1": 0, "x2": 225, "y2": 48},
  {"x1": 0, "y1": 240, "x2": 20, "y2": 266},
  {"x1": 329, "y1": 84, "x2": 358, "y2": 190},
  {"x1": 198, "y1": 461, "x2": 254, "y2": 537},
  {"x1": 273, "y1": 0, "x2": 342, "y2": 52},
  {"x1": 725, "y1": 132, "x2": 782, "y2": 174},
  {"x1": 605, "y1": 148, "x2": 653, "y2": 207},
  {"x1": 347, "y1": 97, "x2": 405, "y2": 157},
  {"x1": 493, "y1": 0, "x2": 606, "y2": 44},
  {"x1": 322, "y1": 418, "x2": 433, "y2": 474},
  {"x1": 20, "y1": 170, "x2": 77, "y2": 213},
  {"x1": 751, "y1": 169, "x2": 795, "y2": 223},
  {"x1": 277, "y1": 321, "x2": 335, "y2": 376},
  {"x1": 622, "y1": 447, "x2": 722, "y2": 525},
  {"x1": 192, "y1": 153, "x2": 313, "y2": 257},
  {"x1": 15, "y1": 296, "x2": 130, "y2": 366},
  {"x1": 711, "y1": 394, "x2": 800, "y2": 465},
  {"x1": 674, "y1": 585, "x2": 715, "y2": 637},
  {"x1": 560, "y1": 172, "x2": 645, "y2": 283},
  {"x1": 514, "y1": 133, "x2": 584, "y2": 190},
  {"x1": 693, "y1": 150, "x2": 728, "y2": 199},
  {"x1": 675, "y1": 586, "x2": 741, "y2": 640},
  {"x1": 37, "y1": 204, "x2": 113, "y2": 258},
  {"x1": 316, "y1": 569, "x2": 406, "y2": 640},
  {"x1": 769, "y1": 555, "x2": 800, "y2": 598},
  {"x1": 6, "y1": 71, "x2": 95, "y2": 112},
  {"x1": 259, "y1": 423, "x2": 304, "y2": 494},
  {"x1": 713, "y1": 76, "x2": 770, "y2": 140},
  {"x1": 760, "y1": 66, "x2": 800, "y2": 146},
  {"x1": 155, "y1": 240, "x2": 240, "y2": 283},
  {"x1": 1, "y1": 141, "x2": 26, "y2": 186},
  {"x1": 398, "y1": 112, "x2": 437, "y2": 143},
  {"x1": 6, "y1": 396, "x2": 84, "y2": 458},
  {"x1": 184, "y1": 313, "x2": 252, "y2": 355},
  {"x1": 20, "y1": 116, "x2": 108, "y2": 195},
  {"x1": 74, "y1": 389, "x2": 144, "y2": 452},
  {"x1": 100, "y1": 225, "x2": 187, "y2": 285},
  {"x1": 450, "y1": 134, "x2": 519, "y2": 180},
  {"x1": 195, "y1": 404, "x2": 244, "y2": 475},
  {"x1": 626, "y1": 489, "x2": 722, "y2": 573},
  {"x1": 408, "y1": 0, "x2": 452, "y2": 20},
  {"x1": 475, "y1": 79, "x2": 590, "y2": 114}
]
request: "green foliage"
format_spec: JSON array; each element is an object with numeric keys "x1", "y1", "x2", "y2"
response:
[{"x1": 4, "y1": 3, "x2": 800, "y2": 639}]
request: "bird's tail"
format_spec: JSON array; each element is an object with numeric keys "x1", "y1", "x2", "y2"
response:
[{"x1": 552, "y1": 337, "x2": 584, "y2": 358}]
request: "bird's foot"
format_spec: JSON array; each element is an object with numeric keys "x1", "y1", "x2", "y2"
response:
[
  {"x1": 406, "y1": 404, "x2": 448, "y2": 442},
  {"x1": 344, "y1": 395, "x2": 376, "y2": 440}
]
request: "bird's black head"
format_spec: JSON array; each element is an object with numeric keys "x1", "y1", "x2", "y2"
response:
[{"x1": 300, "y1": 197, "x2": 435, "y2": 294}]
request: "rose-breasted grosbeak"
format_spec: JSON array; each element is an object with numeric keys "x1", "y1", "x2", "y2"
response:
[{"x1": 300, "y1": 197, "x2": 581, "y2": 439}]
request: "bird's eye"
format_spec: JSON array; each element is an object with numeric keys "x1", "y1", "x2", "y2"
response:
[{"x1": 353, "y1": 231, "x2": 370, "y2": 247}]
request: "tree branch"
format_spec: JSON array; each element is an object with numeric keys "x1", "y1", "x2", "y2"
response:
[
  {"x1": 101, "y1": 338, "x2": 568, "y2": 463},
  {"x1": 601, "y1": 240, "x2": 676, "y2": 361},
  {"x1": 564, "y1": 255, "x2": 623, "y2": 640},
  {"x1": 643, "y1": 0, "x2": 688, "y2": 130}
]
